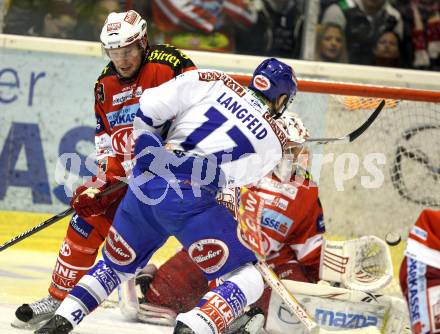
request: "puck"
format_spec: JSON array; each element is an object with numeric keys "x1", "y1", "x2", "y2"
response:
[{"x1": 385, "y1": 232, "x2": 401, "y2": 246}]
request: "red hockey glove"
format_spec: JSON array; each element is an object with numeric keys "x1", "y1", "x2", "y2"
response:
[
  {"x1": 70, "y1": 176, "x2": 126, "y2": 218},
  {"x1": 71, "y1": 154, "x2": 128, "y2": 218}
]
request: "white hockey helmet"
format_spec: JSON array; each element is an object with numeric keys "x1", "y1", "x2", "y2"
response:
[
  {"x1": 100, "y1": 10, "x2": 147, "y2": 50},
  {"x1": 274, "y1": 113, "x2": 310, "y2": 181}
]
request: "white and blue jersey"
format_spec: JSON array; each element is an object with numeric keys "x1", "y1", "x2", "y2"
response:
[{"x1": 134, "y1": 69, "x2": 287, "y2": 188}]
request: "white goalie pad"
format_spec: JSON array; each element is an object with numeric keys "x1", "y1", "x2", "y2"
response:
[
  {"x1": 118, "y1": 277, "x2": 177, "y2": 326},
  {"x1": 265, "y1": 280, "x2": 410, "y2": 334},
  {"x1": 319, "y1": 236, "x2": 393, "y2": 292}
]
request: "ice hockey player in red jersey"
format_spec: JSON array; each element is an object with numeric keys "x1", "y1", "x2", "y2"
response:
[
  {"x1": 129, "y1": 113, "x2": 325, "y2": 330},
  {"x1": 12, "y1": 9, "x2": 196, "y2": 329},
  {"x1": 400, "y1": 209, "x2": 440, "y2": 334}
]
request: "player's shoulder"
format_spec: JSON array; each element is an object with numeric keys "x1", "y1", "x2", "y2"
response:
[
  {"x1": 146, "y1": 44, "x2": 195, "y2": 70},
  {"x1": 96, "y1": 62, "x2": 118, "y2": 82}
]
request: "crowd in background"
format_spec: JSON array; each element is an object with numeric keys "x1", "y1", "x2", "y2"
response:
[{"x1": 0, "y1": 0, "x2": 439, "y2": 71}]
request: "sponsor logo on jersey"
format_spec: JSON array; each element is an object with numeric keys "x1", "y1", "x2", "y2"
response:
[
  {"x1": 262, "y1": 112, "x2": 288, "y2": 147},
  {"x1": 106, "y1": 104, "x2": 138, "y2": 128},
  {"x1": 189, "y1": 239, "x2": 229, "y2": 274},
  {"x1": 112, "y1": 87, "x2": 142, "y2": 106},
  {"x1": 261, "y1": 208, "x2": 293, "y2": 236},
  {"x1": 70, "y1": 214, "x2": 93, "y2": 239},
  {"x1": 148, "y1": 49, "x2": 183, "y2": 68},
  {"x1": 199, "y1": 71, "x2": 246, "y2": 97},
  {"x1": 111, "y1": 126, "x2": 134, "y2": 155},
  {"x1": 315, "y1": 309, "x2": 378, "y2": 328},
  {"x1": 272, "y1": 197, "x2": 288, "y2": 210},
  {"x1": 407, "y1": 257, "x2": 425, "y2": 328},
  {"x1": 253, "y1": 75, "x2": 270, "y2": 91},
  {"x1": 107, "y1": 22, "x2": 121, "y2": 32},
  {"x1": 410, "y1": 226, "x2": 428, "y2": 241},
  {"x1": 104, "y1": 226, "x2": 136, "y2": 266},
  {"x1": 60, "y1": 241, "x2": 71, "y2": 257},
  {"x1": 258, "y1": 178, "x2": 298, "y2": 199}
]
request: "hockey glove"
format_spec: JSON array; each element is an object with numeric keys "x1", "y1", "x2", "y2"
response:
[
  {"x1": 319, "y1": 235, "x2": 393, "y2": 292},
  {"x1": 70, "y1": 176, "x2": 126, "y2": 218}
]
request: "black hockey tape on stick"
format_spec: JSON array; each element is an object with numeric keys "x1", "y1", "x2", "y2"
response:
[
  {"x1": 303, "y1": 99, "x2": 385, "y2": 145},
  {"x1": 0, "y1": 180, "x2": 127, "y2": 252}
]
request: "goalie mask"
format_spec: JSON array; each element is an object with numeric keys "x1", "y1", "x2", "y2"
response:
[
  {"x1": 273, "y1": 113, "x2": 309, "y2": 182},
  {"x1": 248, "y1": 58, "x2": 297, "y2": 119},
  {"x1": 100, "y1": 10, "x2": 148, "y2": 51}
]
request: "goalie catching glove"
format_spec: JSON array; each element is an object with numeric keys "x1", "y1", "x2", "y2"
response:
[{"x1": 319, "y1": 235, "x2": 393, "y2": 292}]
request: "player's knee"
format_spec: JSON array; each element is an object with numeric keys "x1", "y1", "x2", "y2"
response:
[{"x1": 227, "y1": 263, "x2": 264, "y2": 305}]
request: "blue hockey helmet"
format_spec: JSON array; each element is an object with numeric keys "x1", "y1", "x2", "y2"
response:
[{"x1": 249, "y1": 58, "x2": 297, "y2": 118}]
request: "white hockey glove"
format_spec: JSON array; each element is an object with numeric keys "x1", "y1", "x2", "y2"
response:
[{"x1": 319, "y1": 236, "x2": 393, "y2": 292}]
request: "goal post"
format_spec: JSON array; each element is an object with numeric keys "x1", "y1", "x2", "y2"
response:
[{"x1": 230, "y1": 73, "x2": 440, "y2": 242}]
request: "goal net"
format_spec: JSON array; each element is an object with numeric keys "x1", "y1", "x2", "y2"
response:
[{"x1": 231, "y1": 74, "x2": 440, "y2": 242}]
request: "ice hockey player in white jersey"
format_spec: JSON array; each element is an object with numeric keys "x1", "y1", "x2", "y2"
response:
[{"x1": 34, "y1": 58, "x2": 298, "y2": 334}]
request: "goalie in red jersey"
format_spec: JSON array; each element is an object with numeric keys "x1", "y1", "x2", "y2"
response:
[
  {"x1": 400, "y1": 209, "x2": 440, "y2": 334},
  {"x1": 12, "y1": 9, "x2": 196, "y2": 330}
]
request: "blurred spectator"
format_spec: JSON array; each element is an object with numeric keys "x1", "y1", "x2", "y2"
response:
[
  {"x1": 74, "y1": 0, "x2": 121, "y2": 41},
  {"x1": 315, "y1": 22, "x2": 348, "y2": 62},
  {"x1": 149, "y1": 0, "x2": 257, "y2": 52},
  {"x1": 321, "y1": 0, "x2": 404, "y2": 65},
  {"x1": 4, "y1": 0, "x2": 78, "y2": 39},
  {"x1": 372, "y1": 30, "x2": 402, "y2": 66},
  {"x1": 399, "y1": 0, "x2": 440, "y2": 70},
  {"x1": 235, "y1": 0, "x2": 305, "y2": 58}
]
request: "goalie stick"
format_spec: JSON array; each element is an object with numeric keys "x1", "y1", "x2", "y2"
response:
[
  {"x1": 0, "y1": 179, "x2": 127, "y2": 252},
  {"x1": 300, "y1": 99, "x2": 385, "y2": 145}
]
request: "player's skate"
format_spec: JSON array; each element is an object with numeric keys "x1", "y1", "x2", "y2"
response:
[
  {"x1": 224, "y1": 307, "x2": 265, "y2": 334},
  {"x1": 173, "y1": 321, "x2": 196, "y2": 334},
  {"x1": 33, "y1": 314, "x2": 73, "y2": 334},
  {"x1": 12, "y1": 295, "x2": 61, "y2": 329}
]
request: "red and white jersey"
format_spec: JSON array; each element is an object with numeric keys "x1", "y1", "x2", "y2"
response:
[
  {"x1": 136, "y1": 69, "x2": 287, "y2": 188},
  {"x1": 94, "y1": 44, "x2": 196, "y2": 175},
  {"x1": 249, "y1": 172, "x2": 325, "y2": 269},
  {"x1": 405, "y1": 209, "x2": 440, "y2": 270}
]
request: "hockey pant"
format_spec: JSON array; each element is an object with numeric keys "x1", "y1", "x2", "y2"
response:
[
  {"x1": 55, "y1": 175, "x2": 263, "y2": 333},
  {"x1": 400, "y1": 256, "x2": 440, "y2": 334}
]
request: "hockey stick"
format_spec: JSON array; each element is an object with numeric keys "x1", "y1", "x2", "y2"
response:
[
  {"x1": 301, "y1": 99, "x2": 385, "y2": 145},
  {"x1": 237, "y1": 188, "x2": 319, "y2": 334},
  {"x1": 0, "y1": 179, "x2": 127, "y2": 252}
]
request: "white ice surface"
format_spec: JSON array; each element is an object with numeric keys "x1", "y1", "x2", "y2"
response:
[{"x1": 0, "y1": 250, "x2": 171, "y2": 333}]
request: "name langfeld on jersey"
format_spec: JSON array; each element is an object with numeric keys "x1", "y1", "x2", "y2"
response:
[
  {"x1": 217, "y1": 92, "x2": 268, "y2": 139},
  {"x1": 112, "y1": 86, "x2": 142, "y2": 106}
]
